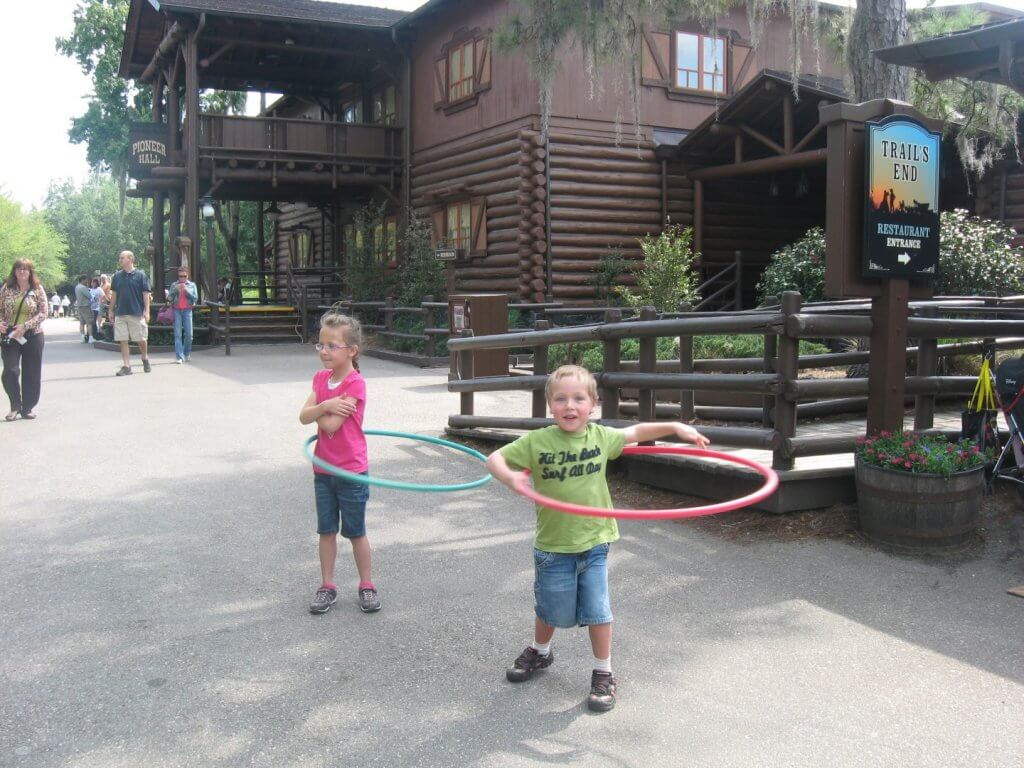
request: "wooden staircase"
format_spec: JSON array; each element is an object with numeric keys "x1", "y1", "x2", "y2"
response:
[{"x1": 208, "y1": 306, "x2": 304, "y2": 345}]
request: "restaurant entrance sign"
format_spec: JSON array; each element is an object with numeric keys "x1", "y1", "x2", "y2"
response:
[
  {"x1": 862, "y1": 115, "x2": 941, "y2": 281},
  {"x1": 129, "y1": 123, "x2": 168, "y2": 179}
]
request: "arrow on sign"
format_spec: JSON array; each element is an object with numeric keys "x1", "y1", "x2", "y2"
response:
[{"x1": 897, "y1": 252, "x2": 911, "y2": 265}]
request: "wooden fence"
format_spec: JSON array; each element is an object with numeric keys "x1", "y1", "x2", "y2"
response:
[{"x1": 446, "y1": 292, "x2": 1024, "y2": 470}]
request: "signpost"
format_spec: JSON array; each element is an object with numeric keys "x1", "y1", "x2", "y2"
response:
[
  {"x1": 435, "y1": 246, "x2": 457, "y2": 294},
  {"x1": 128, "y1": 122, "x2": 168, "y2": 179},
  {"x1": 822, "y1": 102, "x2": 943, "y2": 435}
]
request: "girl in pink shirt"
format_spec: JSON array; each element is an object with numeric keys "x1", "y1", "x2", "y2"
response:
[{"x1": 299, "y1": 312, "x2": 380, "y2": 615}]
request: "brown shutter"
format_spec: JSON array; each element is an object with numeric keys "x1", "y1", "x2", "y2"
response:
[
  {"x1": 470, "y1": 198, "x2": 487, "y2": 257},
  {"x1": 431, "y1": 209, "x2": 446, "y2": 246},
  {"x1": 474, "y1": 36, "x2": 492, "y2": 93},
  {"x1": 641, "y1": 29, "x2": 671, "y2": 86},
  {"x1": 433, "y1": 56, "x2": 448, "y2": 108}
]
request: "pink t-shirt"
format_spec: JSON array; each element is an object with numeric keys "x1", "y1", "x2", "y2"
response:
[{"x1": 312, "y1": 369, "x2": 368, "y2": 474}]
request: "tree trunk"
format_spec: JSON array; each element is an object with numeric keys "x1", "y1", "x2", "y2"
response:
[{"x1": 847, "y1": 0, "x2": 909, "y2": 101}]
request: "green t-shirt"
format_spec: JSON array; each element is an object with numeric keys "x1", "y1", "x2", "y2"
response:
[{"x1": 501, "y1": 423, "x2": 626, "y2": 554}]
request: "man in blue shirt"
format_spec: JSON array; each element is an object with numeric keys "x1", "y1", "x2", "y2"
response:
[{"x1": 109, "y1": 250, "x2": 152, "y2": 376}]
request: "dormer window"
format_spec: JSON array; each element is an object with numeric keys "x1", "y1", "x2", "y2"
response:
[{"x1": 675, "y1": 32, "x2": 726, "y2": 94}]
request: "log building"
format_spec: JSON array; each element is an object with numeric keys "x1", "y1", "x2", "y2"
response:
[{"x1": 119, "y1": 0, "x2": 1021, "y2": 308}]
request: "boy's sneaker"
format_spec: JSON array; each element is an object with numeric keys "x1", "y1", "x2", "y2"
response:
[
  {"x1": 506, "y1": 646, "x2": 554, "y2": 682},
  {"x1": 309, "y1": 586, "x2": 338, "y2": 614},
  {"x1": 358, "y1": 586, "x2": 381, "y2": 613},
  {"x1": 587, "y1": 671, "x2": 617, "y2": 712},
  {"x1": 116, "y1": 366, "x2": 132, "y2": 376},
  {"x1": 142, "y1": 358, "x2": 152, "y2": 373}
]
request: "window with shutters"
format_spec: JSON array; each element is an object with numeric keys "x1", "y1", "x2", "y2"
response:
[
  {"x1": 373, "y1": 216, "x2": 398, "y2": 264},
  {"x1": 449, "y1": 40, "x2": 475, "y2": 101},
  {"x1": 341, "y1": 98, "x2": 363, "y2": 124},
  {"x1": 446, "y1": 202, "x2": 472, "y2": 253},
  {"x1": 372, "y1": 85, "x2": 397, "y2": 125},
  {"x1": 434, "y1": 30, "x2": 492, "y2": 113},
  {"x1": 674, "y1": 32, "x2": 726, "y2": 94}
]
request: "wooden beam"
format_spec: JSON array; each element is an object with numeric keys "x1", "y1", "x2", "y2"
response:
[
  {"x1": 689, "y1": 148, "x2": 827, "y2": 181},
  {"x1": 792, "y1": 121, "x2": 825, "y2": 154},
  {"x1": 141, "y1": 22, "x2": 186, "y2": 83},
  {"x1": 738, "y1": 123, "x2": 784, "y2": 156},
  {"x1": 783, "y1": 93, "x2": 794, "y2": 153}
]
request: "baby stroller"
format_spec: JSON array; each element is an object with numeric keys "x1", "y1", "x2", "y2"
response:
[{"x1": 990, "y1": 357, "x2": 1024, "y2": 496}]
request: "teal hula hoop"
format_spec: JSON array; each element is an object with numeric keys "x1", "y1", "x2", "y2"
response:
[{"x1": 303, "y1": 429, "x2": 492, "y2": 492}]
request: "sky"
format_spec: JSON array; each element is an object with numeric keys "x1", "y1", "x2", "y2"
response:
[{"x1": 3, "y1": 0, "x2": 1024, "y2": 210}]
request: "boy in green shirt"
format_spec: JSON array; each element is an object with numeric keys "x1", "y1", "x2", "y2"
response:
[{"x1": 487, "y1": 365, "x2": 709, "y2": 712}]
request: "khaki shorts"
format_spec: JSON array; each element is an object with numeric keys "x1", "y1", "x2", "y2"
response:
[
  {"x1": 114, "y1": 315, "x2": 148, "y2": 343},
  {"x1": 77, "y1": 306, "x2": 93, "y2": 325}
]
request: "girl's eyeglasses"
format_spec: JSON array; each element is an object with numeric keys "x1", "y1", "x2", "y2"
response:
[{"x1": 314, "y1": 343, "x2": 353, "y2": 352}]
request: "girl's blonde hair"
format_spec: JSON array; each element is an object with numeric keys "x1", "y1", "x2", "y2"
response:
[
  {"x1": 320, "y1": 310, "x2": 363, "y2": 370},
  {"x1": 545, "y1": 364, "x2": 598, "y2": 401}
]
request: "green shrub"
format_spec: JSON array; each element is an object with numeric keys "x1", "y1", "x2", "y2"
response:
[
  {"x1": 618, "y1": 225, "x2": 700, "y2": 312},
  {"x1": 346, "y1": 202, "x2": 390, "y2": 302},
  {"x1": 592, "y1": 249, "x2": 630, "y2": 306},
  {"x1": 546, "y1": 335, "x2": 828, "y2": 373},
  {"x1": 392, "y1": 213, "x2": 447, "y2": 306},
  {"x1": 936, "y1": 209, "x2": 1024, "y2": 296},
  {"x1": 757, "y1": 227, "x2": 826, "y2": 304}
]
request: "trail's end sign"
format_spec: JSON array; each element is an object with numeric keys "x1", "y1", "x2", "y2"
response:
[
  {"x1": 129, "y1": 123, "x2": 168, "y2": 179},
  {"x1": 863, "y1": 115, "x2": 940, "y2": 281}
]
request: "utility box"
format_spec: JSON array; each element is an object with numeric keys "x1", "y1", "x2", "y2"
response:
[{"x1": 448, "y1": 293, "x2": 509, "y2": 377}]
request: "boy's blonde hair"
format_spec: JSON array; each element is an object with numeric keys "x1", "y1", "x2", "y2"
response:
[
  {"x1": 545, "y1": 364, "x2": 599, "y2": 402},
  {"x1": 320, "y1": 311, "x2": 363, "y2": 369}
]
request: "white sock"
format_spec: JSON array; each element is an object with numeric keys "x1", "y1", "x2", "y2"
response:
[
  {"x1": 592, "y1": 655, "x2": 612, "y2": 674},
  {"x1": 531, "y1": 640, "x2": 551, "y2": 656}
]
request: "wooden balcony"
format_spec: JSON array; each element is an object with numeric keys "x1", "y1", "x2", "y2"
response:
[{"x1": 191, "y1": 114, "x2": 403, "y2": 193}]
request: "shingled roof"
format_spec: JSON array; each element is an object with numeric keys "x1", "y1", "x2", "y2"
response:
[{"x1": 153, "y1": 0, "x2": 408, "y2": 28}]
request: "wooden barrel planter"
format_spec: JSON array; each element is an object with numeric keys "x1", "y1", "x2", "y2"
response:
[{"x1": 854, "y1": 457, "x2": 985, "y2": 551}]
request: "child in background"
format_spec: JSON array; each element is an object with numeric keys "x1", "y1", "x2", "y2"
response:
[
  {"x1": 298, "y1": 312, "x2": 380, "y2": 615},
  {"x1": 487, "y1": 364, "x2": 709, "y2": 712}
]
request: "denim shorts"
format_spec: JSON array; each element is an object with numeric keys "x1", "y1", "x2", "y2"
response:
[
  {"x1": 313, "y1": 473, "x2": 369, "y2": 537},
  {"x1": 533, "y1": 543, "x2": 612, "y2": 628}
]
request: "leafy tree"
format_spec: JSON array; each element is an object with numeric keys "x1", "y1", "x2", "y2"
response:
[
  {"x1": 0, "y1": 193, "x2": 68, "y2": 289},
  {"x1": 43, "y1": 175, "x2": 151, "y2": 280},
  {"x1": 618, "y1": 224, "x2": 700, "y2": 312},
  {"x1": 56, "y1": 0, "x2": 149, "y2": 184},
  {"x1": 392, "y1": 213, "x2": 447, "y2": 305}
]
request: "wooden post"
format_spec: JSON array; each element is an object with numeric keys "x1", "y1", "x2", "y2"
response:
[
  {"x1": 914, "y1": 306, "x2": 938, "y2": 431},
  {"x1": 458, "y1": 329, "x2": 474, "y2": 416},
  {"x1": 422, "y1": 295, "x2": 435, "y2": 359},
  {"x1": 762, "y1": 331, "x2": 777, "y2": 428},
  {"x1": 257, "y1": 202, "x2": 267, "y2": 304},
  {"x1": 384, "y1": 297, "x2": 395, "y2": 336},
  {"x1": 151, "y1": 72, "x2": 165, "y2": 299},
  {"x1": 532, "y1": 319, "x2": 550, "y2": 417},
  {"x1": 866, "y1": 279, "x2": 909, "y2": 435},
  {"x1": 677, "y1": 301, "x2": 694, "y2": 420},
  {"x1": 693, "y1": 179, "x2": 704, "y2": 269},
  {"x1": 601, "y1": 308, "x2": 622, "y2": 420},
  {"x1": 733, "y1": 251, "x2": 743, "y2": 310},
  {"x1": 773, "y1": 291, "x2": 801, "y2": 470},
  {"x1": 638, "y1": 307, "x2": 657, "y2": 436},
  {"x1": 184, "y1": 30, "x2": 202, "y2": 296}
]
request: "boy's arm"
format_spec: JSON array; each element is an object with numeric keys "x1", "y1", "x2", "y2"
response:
[
  {"x1": 487, "y1": 449, "x2": 528, "y2": 491},
  {"x1": 620, "y1": 421, "x2": 710, "y2": 448}
]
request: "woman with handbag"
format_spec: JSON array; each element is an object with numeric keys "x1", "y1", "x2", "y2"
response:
[
  {"x1": 166, "y1": 265, "x2": 198, "y2": 363},
  {"x1": 0, "y1": 259, "x2": 48, "y2": 421}
]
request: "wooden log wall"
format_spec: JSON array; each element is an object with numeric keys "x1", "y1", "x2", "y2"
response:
[
  {"x1": 410, "y1": 123, "x2": 538, "y2": 298},
  {"x1": 547, "y1": 130, "x2": 691, "y2": 302},
  {"x1": 976, "y1": 166, "x2": 1024, "y2": 232},
  {"x1": 699, "y1": 175, "x2": 824, "y2": 304}
]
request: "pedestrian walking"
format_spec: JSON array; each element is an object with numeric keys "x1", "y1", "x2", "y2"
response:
[
  {"x1": 167, "y1": 266, "x2": 197, "y2": 363},
  {"x1": 109, "y1": 250, "x2": 152, "y2": 376},
  {"x1": 74, "y1": 275, "x2": 93, "y2": 343},
  {"x1": 1, "y1": 260, "x2": 48, "y2": 421}
]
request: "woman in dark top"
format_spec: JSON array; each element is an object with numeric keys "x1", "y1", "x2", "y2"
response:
[{"x1": 0, "y1": 259, "x2": 48, "y2": 421}]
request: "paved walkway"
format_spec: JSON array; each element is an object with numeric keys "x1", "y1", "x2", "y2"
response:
[{"x1": 3, "y1": 319, "x2": 1024, "y2": 768}]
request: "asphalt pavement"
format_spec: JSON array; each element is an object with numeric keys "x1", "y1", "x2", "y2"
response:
[{"x1": 2, "y1": 319, "x2": 1023, "y2": 768}]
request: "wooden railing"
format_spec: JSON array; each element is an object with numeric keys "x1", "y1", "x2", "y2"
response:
[
  {"x1": 447, "y1": 292, "x2": 1024, "y2": 470},
  {"x1": 203, "y1": 300, "x2": 232, "y2": 356},
  {"x1": 198, "y1": 115, "x2": 403, "y2": 162},
  {"x1": 694, "y1": 251, "x2": 743, "y2": 312}
]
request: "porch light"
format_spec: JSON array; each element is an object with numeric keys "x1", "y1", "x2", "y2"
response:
[
  {"x1": 200, "y1": 196, "x2": 216, "y2": 220},
  {"x1": 768, "y1": 176, "x2": 780, "y2": 198},
  {"x1": 292, "y1": 201, "x2": 309, "y2": 211}
]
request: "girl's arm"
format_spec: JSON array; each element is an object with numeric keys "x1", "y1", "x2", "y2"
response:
[
  {"x1": 299, "y1": 391, "x2": 326, "y2": 425},
  {"x1": 620, "y1": 421, "x2": 710, "y2": 448},
  {"x1": 486, "y1": 449, "x2": 528, "y2": 491}
]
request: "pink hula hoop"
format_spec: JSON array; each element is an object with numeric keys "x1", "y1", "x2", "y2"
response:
[{"x1": 512, "y1": 445, "x2": 779, "y2": 520}]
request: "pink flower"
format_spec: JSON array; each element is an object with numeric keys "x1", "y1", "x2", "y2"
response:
[
  {"x1": 902, "y1": 441, "x2": 914, "y2": 449},
  {"x1": 880, "y1": 430, "x2": 892, "y2": 438},
  {"x1": 971, "y1": 446, "x2": 980, "y2": 454},
  {"x1": 904, "y1": 460, "x2": 912, "y2": 468},
  {"x1": 891, "y1": 457, "x2": 902, "y2": 465}
]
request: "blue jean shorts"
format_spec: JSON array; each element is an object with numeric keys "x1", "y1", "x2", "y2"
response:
[
  {"x1": 313, "y1": 473, "x2": 369, "y2": 538},
  {"x1": 533, "y1": 543, "x2": 612, "y2": 628}
]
